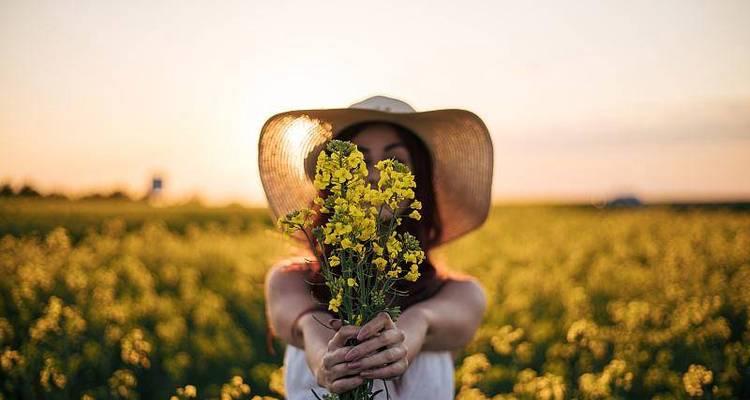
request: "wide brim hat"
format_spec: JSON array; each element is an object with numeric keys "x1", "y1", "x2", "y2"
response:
[{"x1": 258, "y1": 95, "x2": 493, "y2": 246}]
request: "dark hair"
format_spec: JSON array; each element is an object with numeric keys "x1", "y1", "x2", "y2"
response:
[{"x1": 306, "y1": 121, "x2": 446, "y2": 311}]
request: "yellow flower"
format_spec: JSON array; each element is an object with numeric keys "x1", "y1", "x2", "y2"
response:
[
  {"x1": 348, "y1": 204, "x2": 365, "y2": 218},
  {"x1": 372, "y1": 243, "x2": 384, "y2": 256},
  {"x1": 328, "y1": 289, "x2": 343, "y2": 313},
  {"x1": 334, "y1": 222, "x2": 352, "y2": 236},
  {"x1": 333, "y1": 167, "x2": 353, "y2": 182},
  {"x1": 356, "y1": 216, "x2": 377, "y2": 241},
  {"x1": 341, "y1": 238, "x2": 353, "y2": 249},
  {"x1": 409, "y1": 210, "x2": 421, "y2": 221},
  {"x1": 404, "y1": 264, "x2": 420, "y2": 282},
  {"x1": 683, "y1": 364, "x2": 713, "y2": 397},
  {"x1": 355, "y1": 314, "x2": 363, "y2": 326},
  {"x1": 347, "y1": 278, "x2": 358, "y2": 287},
  {"x1": 372, "y1": 257, "x2": 387, "y2": 271},
  {"x1": 314, "y1": 171, "x2": 331, "y2": 190},
  {"x1": 322, "y1": 225, "x2": 337, "y2": 244},
  {"x1": 354, "y1": 243, "x2": 364, "y2": 254},
  {"x1": 387, "y1": 235, "x2": 402, "y2": 257},
  {"x1": 184, "y1": 385, "x2": 197, "y2": 397},
  {"x1": 328, "y1": 255, "x2": 340, "y2": 267},
  {"x1": 277, "y1": 208, "x2": 316, "y2": 234},
  {"x1": 386, "y1": 266, "x2": 402, "y2": 279},
  {"x1": 410, "y1": 200, "x2": 422, "y2": 210}
]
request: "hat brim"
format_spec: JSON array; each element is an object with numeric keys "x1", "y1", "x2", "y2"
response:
[{"x1": 258, "y1": 107, "x2": 493, "y2": 246}]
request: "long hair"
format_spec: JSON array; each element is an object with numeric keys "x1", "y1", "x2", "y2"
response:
[{"x1": 306, "y1": 121, "x2": 446, "y2": 311}]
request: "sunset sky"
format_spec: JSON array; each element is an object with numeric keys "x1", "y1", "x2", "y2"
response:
[{"x1": 1, "y1": 0, "x2": 748, "y2": 205}]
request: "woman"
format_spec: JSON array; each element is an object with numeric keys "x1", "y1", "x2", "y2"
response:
[{"x1": 259, "y1": 96, "x2": 494, "y2": 399}]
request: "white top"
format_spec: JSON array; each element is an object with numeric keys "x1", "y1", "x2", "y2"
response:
[{"x1": 283, "y1": 344, "x2": 455, "y2": 400}]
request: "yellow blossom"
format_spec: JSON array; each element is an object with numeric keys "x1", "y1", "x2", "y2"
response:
[
  {"x1": 328, "y1": 255, "x2": 340, "y2": 267},
  {"x1": 386, "y1": 267, "x2": 402, "y2": 279},
  {"x1": 404, "y1": 264, "x2": 420, "y2": 282},
  {"x1": 683, "y1": 364, "x2": 713, "y2": 397},
  {"x1": 387, "y1": 235, "x2": 402, "y2": 257},
  {"x1": 328, "y1": 289, "x2": 343, "y2": 313},
  {"x1": 373, "y1": 257, "x2": 387, "y2": 271},
  {"x1": 347, "y1": 278, "x2": 358, "y2": 287},
  {"x1": 409, "y1": 210, "x2": 421, "y2": 220}
]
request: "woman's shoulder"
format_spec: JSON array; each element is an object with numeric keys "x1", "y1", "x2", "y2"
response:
[
  {"x1": 432, "y1": 266, "x2": 485, "y2": 296},
  {"x1": 432, "y1": 263, "x2": 478, "y2": 285}
]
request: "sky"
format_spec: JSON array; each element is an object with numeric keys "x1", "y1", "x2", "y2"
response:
[{"x1": 1, "y1": 0, "x2": 749, "y2": 205}]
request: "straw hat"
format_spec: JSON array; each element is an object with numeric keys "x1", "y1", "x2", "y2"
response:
[{"x1": 258, "y1": 95, "x2": 493, "y2": 246}]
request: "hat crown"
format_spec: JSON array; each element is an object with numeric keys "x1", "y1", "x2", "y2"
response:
[{"x1": 349, "y1": 95, "x2": 416, "y2": 113}]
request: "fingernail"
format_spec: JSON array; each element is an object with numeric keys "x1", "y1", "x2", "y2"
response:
[{"x1": 345, "y1": 350, "x2": 357, "y2": 361}]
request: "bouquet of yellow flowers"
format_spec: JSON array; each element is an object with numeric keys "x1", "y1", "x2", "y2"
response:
[{"x1": 278, "y1": 140, "x2": 425, "y2": 400}]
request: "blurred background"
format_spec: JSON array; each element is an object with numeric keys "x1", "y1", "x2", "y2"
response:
[
  {"x1": 1, "y1": 0, "x2": 748, "y2": 205},
  {"x1": 1, "y1": 1, "x2": 749, "y2": 399}
]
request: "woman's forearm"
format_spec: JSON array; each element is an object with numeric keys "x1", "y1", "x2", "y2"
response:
[
  {"x1": 297, "y1": 310, "x2": 337, "y2": 374},
  {"x1": 265, "y1": 261, "x2": 331, "y2": 348},
  {"x1": 401, "y1": 278, "x2": 487, "y2": 352},
  {"x1": 266, "y1": 261, "x2": 485, "y2": 364},
  {"x1": 393, "y1": 306, "x2": 429, "y2": 364}
]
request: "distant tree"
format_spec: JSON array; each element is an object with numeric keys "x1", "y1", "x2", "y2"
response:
[
  {"x1": 0, "y1": 183, "x2": 13, "y2": 197},
  {"x1": 45, "y1": 192, "x2": 69, "y2": 200},
  {"x1": 80, "y1": 193, "x2": 106, "y2": 201},
  {"x1": 17, "y1": 184, "x2": 41, "y2": 197},
  {"x1": 107, "y1": 190, "x2": 131, "y2": 200}
]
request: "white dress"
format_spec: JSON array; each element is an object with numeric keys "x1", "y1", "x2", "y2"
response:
[{"x1": 283, "y1": 344, "x2": 455, "y2": 400}]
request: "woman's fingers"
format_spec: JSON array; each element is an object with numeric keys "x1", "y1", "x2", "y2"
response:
[
  {"x1": 319, "y1": 319, "x2": 409, "y2": 393},
  {"x1": 322, "y1": 346, "x2": 352, "y2": 369},
  {"x1": 347, "y1": 344, "x2": 407, "y2": 370},
  {"x1": 360, "y1": 359, "x2": 409, "y2": 380},
  {"x1": 317, "y1": 325, "x2": 366, "y2": 390},
  {"x1": 328, "y1": 356, "x2": 367, "y2": 380},
  {"x1": 346, "y1": 328, "x2": 405, "y2": 361},
  {"x1": 328, "y1": 318, "x2": 342, "y2": 330},
  {"x1": 356, "y1": 312, "x2": 395, "y2": 341},
  {"x1": 328, "y1": 325, "x2": 360, "y2": 351},
  {"x1": 328, "y1": 375, "x2": 365, "y2": 394}
]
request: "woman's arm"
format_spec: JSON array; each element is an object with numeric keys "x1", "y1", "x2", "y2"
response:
[
  {"x1": 266, "y1": 261, "x2": 487, "y2": 383},
  {"x1": 402, "y1": 277, "x2": 487, "y2": 352},
  {"x1": 264, "y1": 260, "x2": 333, "y2": 348}
]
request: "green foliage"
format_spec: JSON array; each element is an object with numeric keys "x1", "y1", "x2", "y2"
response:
[
  {"x1": 1, "y1": 200, "x2": 749, "y2": 398},
  {"x1": 0, "y1": 199, "x2": 271, "y2": 243},
  {"x1": 0, "y1": 201, "x2": 288, "y2": 399},
  {"x1": 443, "y1": 206, "x2": 750, "y2": 399}
]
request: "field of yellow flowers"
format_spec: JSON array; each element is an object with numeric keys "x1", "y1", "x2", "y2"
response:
[{"x1": 1, "y1": 199, "x2": 748, "y2": 399}]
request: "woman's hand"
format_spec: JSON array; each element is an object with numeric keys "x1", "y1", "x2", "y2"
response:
[
  {"x1": 314, "y1": 323, "x2": 365, "y2": 393},
  {"x1": 343, "y1": 312, "x2": 413, "y2": 380}
]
